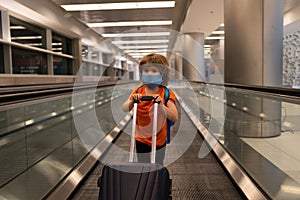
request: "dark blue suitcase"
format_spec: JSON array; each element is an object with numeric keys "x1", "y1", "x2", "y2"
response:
[
  {"x1": 98, "y1": 162, "x2": 171, "y2": 200},
  {"x1": 98, "y1": 97, "x2": 172, "y2": 200}
]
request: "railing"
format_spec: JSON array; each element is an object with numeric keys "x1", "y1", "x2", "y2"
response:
[
  {"x1": 0, "y1": 82, "x2": 136, "y2": 200},
  {"x1": 188, "y1": 82, "x2": 300, "y2": 199}
]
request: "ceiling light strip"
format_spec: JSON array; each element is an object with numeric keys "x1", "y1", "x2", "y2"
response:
[
  {"x1": 132, "y1": 53, "x2": 166, "y2": 57},
  {"x1": 25, "y1": 43, "x2": 42, "y2": 46},
  {"x1": 128, "y1": 52, "x2": 167, "y2": 56},
  {"x1": 206, "y1": 36, "x2": 225, "y2": 40},
  {"x1": 112, "y1": 40, "x2": 168, "y2": 44},
  {"x1": 62, "y1": 1, "x2": 175, "y2": 11},
  {"x1": 211, "y1": 31, "x2": 225, "y2": 35},
  {"x1": 88, "y1": 21, "x2": 172, "y2": 28},
  {"x1": 102, "y1": 32, "x2": 170, "y2": 37},
  {"x1": 124, "y1": 49, "x2": 167, "y2": 53},
  {"x1": 118, "y1": 45, "x2": 168, "y2": 49},
  {"x1": 10, "y1": 26, "x2": 26, "y2": 29},
  {"x1": 11, "y1": 36, "x2": 42, "y2": 40}
]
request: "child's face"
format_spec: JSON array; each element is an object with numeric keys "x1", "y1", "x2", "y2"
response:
[{"x1": 142, "y1": 66, "x2": 160, "y2": 75}]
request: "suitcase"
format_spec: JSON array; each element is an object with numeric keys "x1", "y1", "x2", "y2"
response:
[{"x1": 98, "y1": 96, "x2": 172, "y2": 200}]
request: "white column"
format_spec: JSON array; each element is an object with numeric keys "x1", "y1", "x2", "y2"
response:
[
  {"x1": 182, "y1": 32, "x2": 205, "y2": 82},
  {"x1": 224, "y1": 0, "x2": 284, "y2": 87},
  {"x1": 224, "y1": 0, "x2": 283, "y2": 138}
]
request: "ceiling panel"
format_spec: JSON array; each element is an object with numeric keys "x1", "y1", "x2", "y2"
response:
[
  {"x1": 53, "y1": 0, "x2": 170, "y2": 4},
  {"x1": 92, "y1": 25, "x2": 171, "y2": 35},
  {"x1": 284, "y1": 0, "x2": 300, "y2": 12},
  {"x1": 71, "y1": 8, "x2": 173, "y2": 23}
]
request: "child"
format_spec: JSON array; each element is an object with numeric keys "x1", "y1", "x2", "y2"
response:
[{"x1": 122, "y1": 53, "x2": 178, "y2": 165}]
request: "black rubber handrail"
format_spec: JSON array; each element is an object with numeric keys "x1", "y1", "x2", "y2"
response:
[
  {"x1": 0, "y1": 81, "x2": 117, "y2": 94},
  {"x1": 224, "y1": 83, "x2": 300, "y2": 97},
  {"x1": 0, "y1": 80, "x2": 133, "y2": 106},
  {"x1": 191, "y1": 81, "x2": 300, "y2": 98}
]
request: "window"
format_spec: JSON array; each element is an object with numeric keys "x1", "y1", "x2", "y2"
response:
[
  {"x1": 102, "y1": 53, "x2": 113, "y2": 65},
  {"x1": 53, "y1": 56, "x2": 72, "y2": 75},
  {"x1": 10, "y1": 17, "x2": 46, "y2": 49},
  {"x1": 12, "y1": 47, "x2": 47, "y2": 74},
  {"x1": 91, "y1": 50, "x2": 100, "y2": 62},
  {"x1": 52, "y1": 32, "x2": 72, "y2": 55},
  {"x1": 82, "y1": 45, "x2": 88, "y2": 59}
]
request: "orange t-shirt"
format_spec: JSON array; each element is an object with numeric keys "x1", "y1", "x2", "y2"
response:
[{"x1": 129, "y1": 85, "x2": 176, "y2": 147}]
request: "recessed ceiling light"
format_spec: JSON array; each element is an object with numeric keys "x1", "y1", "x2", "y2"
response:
[
  {"x1": 52, "y1": 48, "x2": 63, "y2": 51},
  {"x1": 88, "y1": 21, "x2": 172, "y2": 28},
  {"x1": 102, "y1": 32, "x2": 170, "y2": 37},
  {"x1": 10, "y1": 26, "x2": 26, "y2": 29},
  {"x1": 128, "y1": 52, "x2": 154, "y2": 56},
  {"x1": 131, "y1": 53, "x2": 166, "y2": 58},
  {"x1": 206, "y1": 36, "x2": 224, "y2": 40},
  {"x1": 11, "y1": 36, "x2": 42, "y2": 40},
  {"x1": 118, "y1": 45, "x2": 168, "y2": 49},
  {"x1": 211, "y1": 31, "x2": 225, "y2": 34},
  {"x1": 26, "y1": 43, "x2": 42, "y2": 46},
  {"x1": 61, "y1": 1, "x2": 175, "y2": 11},
  {"x1": 124, "y1": 49, "x2": 167, "y2": 53},
  {"x1": 131, "y1": 55, "x2": 143, "y2": 58},
  {"x1": 112, "y1": 40, "x2": 169, "y2": 44}
]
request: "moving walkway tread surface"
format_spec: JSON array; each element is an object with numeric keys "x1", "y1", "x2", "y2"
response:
[{"x1": 71, "y1": 110, "x2": 244, "y2": 200}]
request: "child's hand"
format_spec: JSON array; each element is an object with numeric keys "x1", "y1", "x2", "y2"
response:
[
  {"x1": 131, "y1": 94, "x2": 142, "y2": 102},
  {"x1": 153, "y1": 95, "x2": 162, "y2": 104}
]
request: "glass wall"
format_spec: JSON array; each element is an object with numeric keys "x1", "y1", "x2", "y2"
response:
[
  {"x1": 0, "y1": 10, "x2": 129, "y2": 82},
  {"x1": 0, "y1": 84, "x2": 133, "y2": 199},
  {"x1": 12, "y1": 47, "x2": 47, "y2": 74},
  {"x1": 188, "y1": 83, "x2": 300, "y2": 199},
  {"x1": 10, "y1": 17, "x2": 46, "y2": 50},
  {"x1": 81, "y1": 45, "x2": 109, "y2": 77},
  {"x1": 53, "y1": 56, "x2": 72, "y2": 75},
  {"x1": 52, "y1": 32, "x2": 72, "y2": 55},
  {"x1": 102, "y1": 52, "x2": 113, "y2": 65},
  {"x1": 0, "y1": 15, "x2": 75, "y2": 76}
]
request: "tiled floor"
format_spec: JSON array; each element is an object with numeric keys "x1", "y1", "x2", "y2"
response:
[{"x1": 241, "y1": 102, "x2": 300, "y2": 183}]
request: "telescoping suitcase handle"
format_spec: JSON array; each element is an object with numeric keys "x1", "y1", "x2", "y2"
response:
[{"x1": 129, "y1": 96, "x2": 160, "y2": 163}]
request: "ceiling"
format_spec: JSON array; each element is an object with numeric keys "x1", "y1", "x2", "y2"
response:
[
  {"x1": 52, "y1": 0, "x2": 191, "y2": 60},
  {"x1": 284, "y1": 0, "x2": 300, "y2": 12},
  {"x1": 51, "y1": 0, "x2": 300, "y2": 60}
]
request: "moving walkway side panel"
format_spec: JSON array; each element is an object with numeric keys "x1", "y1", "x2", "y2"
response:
[
  {"x1": 193, "y1": 82, "x2": 300, "y2": 199},
  {"x1": 0, "y1": 83, "x2": 135, "y2": 200}
]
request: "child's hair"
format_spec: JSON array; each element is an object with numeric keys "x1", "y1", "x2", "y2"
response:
[{"x1": 139, "y1": 53, "x2": 170, "y2": 86}]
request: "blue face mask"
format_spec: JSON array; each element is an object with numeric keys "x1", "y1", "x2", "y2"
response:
[{"x1": 141, "y1": 74, "x2": 162, "y2": 88}]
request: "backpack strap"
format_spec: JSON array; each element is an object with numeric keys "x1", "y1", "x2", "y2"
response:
[
  {"x1": 164, "y1": 86, "x2": 175, "y2": 144},
  {"x1": 135, "y1": 84, "x2": 144, "y2": 94},
  {"x1": 163, "y1": 86, "x2": 170, "y2": 106}
]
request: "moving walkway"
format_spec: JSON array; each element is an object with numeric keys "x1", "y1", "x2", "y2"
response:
[{"x1": 0, "y1": 82, "x2": 299, "y2": 199}]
